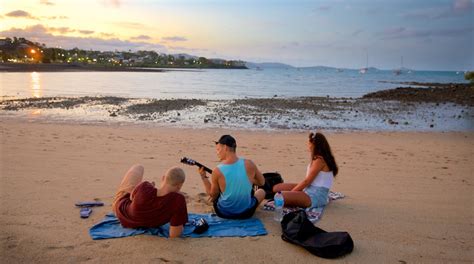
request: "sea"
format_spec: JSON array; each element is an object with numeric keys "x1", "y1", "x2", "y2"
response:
[
  {"x1": 0, "y1": 68, "x2": 472, "y2": 131},
  {"x1": 0, "y1": 68, "x2": 468, "y2": 99}
]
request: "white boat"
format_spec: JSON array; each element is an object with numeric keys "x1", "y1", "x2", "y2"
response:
[
  {"x1": 359, "y1": 51, "x2": 368, "y2": 74},
  {"x1": 393, "y1": 56, "x2": 404, "y2": 75}
]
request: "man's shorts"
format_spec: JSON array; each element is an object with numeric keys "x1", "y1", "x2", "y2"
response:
[{"x1": 213, "y1": 196, "x2": 259, "y2": 219}]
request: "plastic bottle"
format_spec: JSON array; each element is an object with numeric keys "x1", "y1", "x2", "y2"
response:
[{"x1": 273, "y1": 191, "x2": 284, "y2": 221}]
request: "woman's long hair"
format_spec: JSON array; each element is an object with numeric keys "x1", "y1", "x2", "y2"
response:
[{"x1": 309, "y1": 132, "x2": 338, "y2": 176}]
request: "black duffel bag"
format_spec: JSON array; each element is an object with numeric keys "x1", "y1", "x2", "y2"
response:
[
  {"x1": 281, "y1": 210, "x2": 354, "y2": 259},
  {"x1": 256, "y1": 172, "x2": 283, "y2": 199}
]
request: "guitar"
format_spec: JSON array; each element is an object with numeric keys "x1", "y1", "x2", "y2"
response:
[{"x1": 180, "y1": 157, "x2": 213, "y2": 176}]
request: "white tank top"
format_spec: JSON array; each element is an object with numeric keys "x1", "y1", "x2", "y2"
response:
[{"x1": 307, "y1": 164, "x2": 334, "y2": 189}]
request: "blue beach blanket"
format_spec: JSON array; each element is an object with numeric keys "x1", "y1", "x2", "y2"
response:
[{"x1": 89, "y1": 213, "x2": 267, "y2": 240}]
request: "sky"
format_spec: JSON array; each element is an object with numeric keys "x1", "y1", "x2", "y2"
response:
[{"x1": 0, "y1": 0, "x2": 473, "y2": 71}]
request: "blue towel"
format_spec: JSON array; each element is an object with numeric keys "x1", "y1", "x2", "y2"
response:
[{"x1": 90, "y1": 213, "x2": 267, "y2": 240}]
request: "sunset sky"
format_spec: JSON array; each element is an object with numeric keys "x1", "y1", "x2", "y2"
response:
[{"x1": 1, "y1": 0, "x2": 473, "y2": 70}]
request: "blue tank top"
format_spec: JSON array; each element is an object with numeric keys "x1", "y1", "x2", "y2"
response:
[{"x1": 216, "y1": 158, "x2": 254, "y2": 215}]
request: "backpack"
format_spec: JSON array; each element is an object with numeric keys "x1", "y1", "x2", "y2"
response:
[
  {"x1": 260, "y1": 172, "x2": 284, "y2": 199},
  {"x1": 281, "y1": 210, "x2": 354, "y2": 259}
]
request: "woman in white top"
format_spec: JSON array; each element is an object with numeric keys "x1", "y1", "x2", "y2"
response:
[{"x1": 273, "y1": 132, "x2": 338, "y2": 208}]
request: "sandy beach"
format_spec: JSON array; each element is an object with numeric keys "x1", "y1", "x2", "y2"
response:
[{"x1": 0, "y1": 118, "x2": 472, "y2": 263}]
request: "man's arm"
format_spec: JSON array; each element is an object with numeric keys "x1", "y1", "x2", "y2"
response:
[
  {"x1": 245, "y1": 159, "x2": 265, "y2": 186},
  {"x1": 199, "y1": 167, "x2": 221, "y2": 201},
  {"x1": 169, "y1": 225, "x2": 183, "y2": 238}
]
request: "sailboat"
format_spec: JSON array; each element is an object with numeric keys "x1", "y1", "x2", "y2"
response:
[
  {"x1": 359, "y1": 52, "x2": 368, "y2": 74},
  {"x1": 393, "y1": 56, "x2": 403, "y2": 75}
]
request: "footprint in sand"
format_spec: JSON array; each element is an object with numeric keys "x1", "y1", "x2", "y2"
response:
[
  {"x1": 153, "y1": 257, "x2": 183, "y2": 264},
  {"x1": 181, "y1": 192, "x2": 190, "y2": 201},
  {"x1": 196, "y1": 192, "x2": 212, "y2": 206}
]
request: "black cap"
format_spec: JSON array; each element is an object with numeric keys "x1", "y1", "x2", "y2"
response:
[{"x1": 215, "y1": 135, "x2": 237, "y2": 148}]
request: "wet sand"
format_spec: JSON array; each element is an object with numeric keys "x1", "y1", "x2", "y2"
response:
[
  {"x1": 1, "y1": 91, "x2": 472, "y2": 131},
  {"x1": 0, "y1": 119, "x2": 472, "y2": 263}
]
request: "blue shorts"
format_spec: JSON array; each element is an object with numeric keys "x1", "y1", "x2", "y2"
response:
[
  {"x1": 303, "y1": 186, "x2": 329, "y2": 208},
  {"x1": 213, "y1": 196, "x2": 258, "y2": 219}
]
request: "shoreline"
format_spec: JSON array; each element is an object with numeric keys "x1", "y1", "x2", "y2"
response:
[
  {"x1": 0, "y1": 63, "x2": 245, "y2": 72},
  {"x1": 1, "y1": 92, "x2": 472, "y2": 132},
  {"x1": 1, "y1": 119, "x2": 472, "y2": 263}
]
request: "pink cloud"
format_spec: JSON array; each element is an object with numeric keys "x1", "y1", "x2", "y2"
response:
[
  {"x1": 0, "y1": 24, "x2": 167, "y2": 52},
  {"x1": 102, "y1": 0, "x2": 121, "y2": 8},
  {"x1": 40, "y1": 0, "x2": 55, "y2": 5},
  {"x1": 78, "y1": 30, "x2": 94, "y2": 35},
  {"x1": 48, "y1": 26, "x2": 75, "y2": 34},
  {"x1": 453, "y1": 0, "x2": 472, "y2": 12},
  {"x1": 162, "y1": 36, "x2": 187, "y2": 42},
  {"x1": 5, "y1": 10, "x2": 37, "y2": 19},
  {"x1": 131, "y1": 35, "x2": 151, "y2": 40}
]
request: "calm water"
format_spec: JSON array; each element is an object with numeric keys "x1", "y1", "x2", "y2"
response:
[{"x1": 0, "y1": 68, "x2": 468, "y2": 100}]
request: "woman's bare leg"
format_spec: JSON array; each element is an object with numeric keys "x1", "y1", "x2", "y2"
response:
[
  {"x1": 281, "y1": 191, "x2": 312, "y2": 208},
  {"x1": 273, "y1": 183, "x2": 297, "y2": 193},
  {"x1": 112, "y1": 164, "x2": 144, "y2": 212}
]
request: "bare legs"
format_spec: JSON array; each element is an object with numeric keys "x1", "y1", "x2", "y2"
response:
[
  {"x1": 273, "y1": 183, "x2": 312, "y2": 208},
  {"x1": 112, "y1": 164, "x2": 144, "y2": 213}
]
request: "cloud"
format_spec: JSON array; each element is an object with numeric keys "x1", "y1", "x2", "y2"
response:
[
  {"x1": 47, "y1": 26, "x2": 94, "y2": 35},
  {"x1": 162, "y1": 36, "x2": 187, "y2": 42},
  {"x1": 100, "y1": 32, "x2": 115, "y2": 38},
  {"x1": 0, "y1": 24, "x2": 167, "y2": 52},
  {"x1": 352, "y1": 29, "x2": 364, "y2": 37},
  {"x1": 112, "y1": 22, "x2": 146, "y2": 29},
  {"x1": 314, "y1": 6, "x2": 331, "y2": 12},
  {"x1": 402, "y1": 0, "x2": 473, "y2": 20},
  {"x1": 168, "y1": 45, "x2": 207, "y2": 53},
  {"x1": 5, "y1": 10, "x2": 37, "y2": 19},
  {"x1": 78, "y1": 30, "x2": 94, "y2": 35},
  {"x1": 102, "y1": 0, "x2": 121, "y2": 8},
  {"x1": 48, "y1": 26, "x2": 75, "y2": 34},
  {"x1": 280, "y1": 41, "x2": 300, "y2": 49},
  {"x1": 131, "y1": 35, "x2": 151, "y2": 40},
  {"x1": 44, "y1": 15, "x2": 68, "y2": 20},
  {"x1": 40, "y1": 0, "x2": 55, "y2": 5},
  {"x1": 377, "y1": 27, "x2": 406, "y2": 36},
  {"x1": 376, "y1": 26, "x2": 474, "y2": 40},
  {"x1": 453, "y1": 0, "x2": 472, "y2": 12}
]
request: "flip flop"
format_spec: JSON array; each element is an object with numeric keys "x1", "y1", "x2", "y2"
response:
[
  {"x1": 80, "y1": 207, "x2": 93, "y2": 218},
  {"x1": 75, "y1": 201, "x2": 104, "y2": 207}
]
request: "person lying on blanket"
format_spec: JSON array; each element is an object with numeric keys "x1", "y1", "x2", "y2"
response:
[
  {"x1": 273, "y1": 132, "x2": 338, "y2": 209},
  {"x1": 198, "y1": 135, "x2": 266, "y2": 219},
  {"x1": 112, "y1": 165, "x2": 188, "y2": 238}
]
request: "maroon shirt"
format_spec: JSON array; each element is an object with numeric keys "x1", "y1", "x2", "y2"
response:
[{"x1": 115, "y1": 181, "x2": 188, "y2": 228}]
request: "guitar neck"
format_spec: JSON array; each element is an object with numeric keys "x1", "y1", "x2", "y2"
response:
[{"x1": 194, "y1": 162, "x2": 212, "y2": 174}]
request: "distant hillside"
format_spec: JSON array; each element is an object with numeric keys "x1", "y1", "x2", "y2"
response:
[
  {"x1": 245, "y1": 62, "x2": 294, "y2": 69},
  {"x1": 301, "y1": 66, "x2": 341, "y2": 71},
  {"x1": 170, "y1": 53, "x2": 198, "y2": 60}
]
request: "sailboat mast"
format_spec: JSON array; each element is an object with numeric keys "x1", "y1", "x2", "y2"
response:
[{"x1": 366, "y1": 51, "x2": 369, "y2": 68}]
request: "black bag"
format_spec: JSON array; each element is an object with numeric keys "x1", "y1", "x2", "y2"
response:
[
  {"x1": 281, "y1": 210, "x2": 354, "y2": 259},
  {"x1": 259, "y1": 172, "x2": 283, "y2": 199}
]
